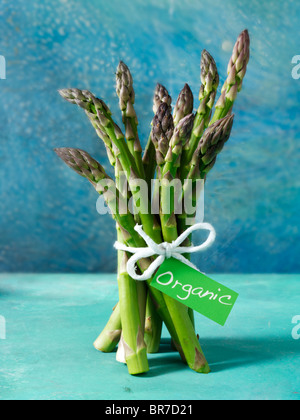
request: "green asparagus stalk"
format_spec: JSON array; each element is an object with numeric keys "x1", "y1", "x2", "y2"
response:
[
  {"x1": 151, "y1": 102, "x2": 174, "y2": 170},
  {"x1": 187, "y1": 114, "x2": 234, "y2": 181},
  {"x1": 160, "y1": 113, "x2": 194, "y2": 262},
  {"x1": 54, "y1": 147, "x2": 111, "y2": 186},
  {"x1": 113, "y1": 94, "x2": 158, "y2": 354},
  {"x1": 117, "y1": 249, "x2": 149, "y2": 374},
  {"x1": 173, "y1": 84, "x2": 194, "y2": 127},
  {"x1": 198, "y1": 50, "x2": 219, "y2": 125},
  {"x1": 158, "y1": 110, "x2": 197, "y2": 333},
  {"x1": 150, "y1": 99, "x2": 175, "y2": 212},
  {"x1": 85, "y1": 111, "x2": 117, "y2": 168},
  {"x1": 116, "y1": 61, "x2": 145, "y2": 178},
  {"x1": 115, "y1": 141, "x2": 148, "y2": 369},
  {"x1": 142, "y1": 85, "x2": 173, "y2": 352},
  {"x1": 93, "y1": 303, "x2": 122, "y2": 352},
  {"x1": 180, "y1": 50, "x2": 219, "y2": 180},
  {"x1": 115, "y1": 157, "x2": 129, "y2": 364},
  {"x1": 162, "y1": 113, "x2": 194, "y2": 179},
  {"x1": 177, "y1": 32, "x2": 248, "y2": 317},
  {"x1": 152, "y1": 92, "x2": 196, "y2": 332},
  {"x1": 143, "y1": 83, "x2": 172, "y2": 187},
  {"x1": 155, "y1": 115, "x2": 210, "y2": 373},
  {"x1": 144, "y1": 292, "x2": 163, "y2": 353},
  {"x1": 210, "y1": 29, "x2": 250, "y2": 125},
  {"x1": 177, "y1": 44, "x2": 234, "y2": 284},
  {"x1": 58, "y1": 89, "x2": 136, "y2": 174}
]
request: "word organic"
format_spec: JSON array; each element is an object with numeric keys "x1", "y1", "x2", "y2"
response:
[
  {"x1": 152, "y1": 258, "x2": 239, "y2": 326},
  {"x1": 156, "y1": 271, "x2": 233, "y2": 305}
]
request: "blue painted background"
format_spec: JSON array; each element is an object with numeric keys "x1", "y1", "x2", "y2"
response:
[{"x1": 0, "y1": 0, "x2": 299, "y2": 273}]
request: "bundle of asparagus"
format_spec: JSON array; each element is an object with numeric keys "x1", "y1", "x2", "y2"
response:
[{"x1": 55, "y1": 30, "x2": 250, "y2": 375}]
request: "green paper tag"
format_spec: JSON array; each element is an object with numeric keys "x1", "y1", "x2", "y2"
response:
[{"x1": 151, "y1": 258, "x2": 238, "y2": 326}]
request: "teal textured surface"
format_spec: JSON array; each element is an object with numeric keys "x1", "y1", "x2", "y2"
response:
[{"x1": 0, "y1": 274, "x2": 299, "y2": 400}]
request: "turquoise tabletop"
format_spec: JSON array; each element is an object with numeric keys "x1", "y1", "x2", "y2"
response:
[{"x1": 0, "y1": 274, "x2": 299, "y2": 400}]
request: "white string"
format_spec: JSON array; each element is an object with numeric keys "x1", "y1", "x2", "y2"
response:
[{"x1": 114, "y1": 223, "x2": 216, "y2": 281}]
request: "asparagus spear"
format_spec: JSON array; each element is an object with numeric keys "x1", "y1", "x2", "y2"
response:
[
  {"x1": 150, "y1": 102, "x2": 175, "y2": 228},
  {"x1": 143, "y1": 83, "x2": 172, "y2": 187},
  {"x1": 173, "y1": 84, "x2": 194, "y2": 127},
  {"x1": 116, "y1": 61, "x2": 145, "y2": 178},
  {"x1": 210, "y1": 29, "x2": 250, "y2": 125},
  {"x1": 178, "y1": 31, "x2": 248, "y2": 265},
  {"x1": 151, "y1": 102, "x2": 174, "y2": 170},
  {"x1": 178, "y1": 31, "x2": 248, "y2": 293},
  {"x1": 148, "y1": 83, "x2": 191, "y2": 212},
  {"x1": 198, "y1": 50, "x2": 219, "y2": 125},
  {"x1": 144, "y1": 292, "x2": 163, "y2": 353},
  {"x1": 180, "y1": 50, "x2": 219, "y2": 180},
  {"x1": 116, "y1": 69, "x2": 159, "y2": 350},
  {"x1": 188, "y1": 114, "x2": 235, "y2": 181},
  {"x1": 153, "y1": 115, "x2": 210, "y2": 373},
  {"x1": 162, "y1": 113, "x2": 194, "y2": 179},
  {"x1": 86, "y1": 111, "x2": 117, "y2": 168},
  {"x1": 114, "y1": 132, "x2": 147, "y2": 368},
  {"x1": 58, "y1": 89, "x2": 135, "y2": 173},
  {"x1": 58, "y1": 88, "x2": 115, "y2": 167},
  {"x1": 54, "y1": 147, "x2": 111, "y2": 186},
  {"x1": 142, "y1": 84, "x2": 173, "y2": 352},
  {"x1": 94, "y1": 303, "x2": 122, "y2": 352},
  {"x1": 117, "y1": 240, "x2": 149, "y2": 374},
  {"x1": 153, "y1": 83, "x2": 172, "y2": 114},
  {"x1": 159, "y1": 113, "x2": 194, "y2": 260},
  {"x1": 160, "y1": 94, "x2": 197, "y2": 329}
]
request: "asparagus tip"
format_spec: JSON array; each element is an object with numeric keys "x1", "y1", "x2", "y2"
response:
[
  {"x1": 58, "y1": 88, "x2": 70, "y2": 99},
  {"x1": 174, "y1": 84, "x2": 194, "y2": 126},
  {"x1": 153, "y1": 83, "x2": 172, "y2": 114}
]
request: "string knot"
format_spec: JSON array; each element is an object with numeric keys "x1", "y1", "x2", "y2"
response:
[
  {"x1": 161, "y1": 242, "x2": 173, "y2": 259},
  {"x1": 114, "y1": 222, "x2": 216, "y2": 281}
]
